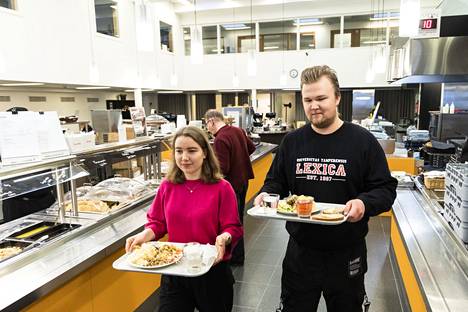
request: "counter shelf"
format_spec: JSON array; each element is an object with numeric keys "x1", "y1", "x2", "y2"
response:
[
  {"x1": 393, "y1": 179, "x2": 468, "y2": 311},
  {"x1": 0, "y1": 163, "x2": 89, "y2": 201}
]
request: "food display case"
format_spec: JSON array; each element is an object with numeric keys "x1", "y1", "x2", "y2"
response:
[{"x1": 0, "y1": 136, "x2": 171, "y2": 311}]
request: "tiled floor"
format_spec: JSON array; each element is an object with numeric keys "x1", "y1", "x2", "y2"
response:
[
  {"x1": 137, "y1": 215, "x2": 406, "y2": 312},
  {"x1": 231, "y1": 215, "x2": 406, "y2": 312}
]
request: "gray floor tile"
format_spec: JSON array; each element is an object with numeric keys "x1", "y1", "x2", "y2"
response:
[
  {"x1": 232, "y1": 305, "x2": 257, "y2": 312},
  {"x1": 269, "y1": 265, "x2": 283, "y2": 286},
  {"x1": 367, "y1": 296, "x2": 404, "y2": 312},
  {"x1": 245, "y1": 248, "x2": 284, "y2": 266},
  {"x1": 257, "y1": 286, "x2": 281, "y2": 311},
  {"x1": 233, "y1": 282, "x2": 265, "y2": 308},
  {"x1": 233, "y1": 263, "x2": 276, "y2": 285},
  {"x1": 251, "y1": 235, "x2": 288, "y2": 252}
]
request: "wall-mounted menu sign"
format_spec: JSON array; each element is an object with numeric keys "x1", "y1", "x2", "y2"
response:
[{"x1": 0, "y1": 111, "x2": 69, "y2": 166}]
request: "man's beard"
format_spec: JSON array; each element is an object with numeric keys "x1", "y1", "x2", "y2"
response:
[{"x1": 310, "y1": 112, "x2": 336, "y2": 129}]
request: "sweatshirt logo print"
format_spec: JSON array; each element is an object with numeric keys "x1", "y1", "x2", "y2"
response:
[{"x1": 295, "y1": 158, "x2": 347, "y2": 182}]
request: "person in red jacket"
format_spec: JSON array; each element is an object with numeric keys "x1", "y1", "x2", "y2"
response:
[{"x1": 205, "y1": 109, "x2": 256, "y2": 266}]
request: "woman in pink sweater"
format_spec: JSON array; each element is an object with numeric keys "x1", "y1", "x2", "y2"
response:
[{"x1": 126, "y1": 126, "x2": 243, "y2": 312}]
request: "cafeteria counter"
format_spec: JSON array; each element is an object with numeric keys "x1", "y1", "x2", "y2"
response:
[{"x1": 0, "y1": 142, "x2": 278, "y2": 311}]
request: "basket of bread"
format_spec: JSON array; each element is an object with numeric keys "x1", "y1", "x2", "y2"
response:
[{"x1": 423, "y1": 171, "x2": 445, "y2": 190}]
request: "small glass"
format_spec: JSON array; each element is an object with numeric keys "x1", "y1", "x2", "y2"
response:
[
  {"x1": 262, "y1": 193, "x2": 280, "y2": 213},
  {"x1": 184, "y1": 242, "x2": 204, "y2": 274},
  {"x1": 296, "y1": 196, "x2": 314, "y2": 218}
]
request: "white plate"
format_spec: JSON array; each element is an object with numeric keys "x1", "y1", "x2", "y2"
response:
[{"x1": 126, "y1": 241, "x2": 184, "y2": 269}]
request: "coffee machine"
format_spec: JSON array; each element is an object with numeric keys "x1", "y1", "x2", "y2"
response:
[{"x1": 252, "y1": 113, "x2": 263, "y2": 132}]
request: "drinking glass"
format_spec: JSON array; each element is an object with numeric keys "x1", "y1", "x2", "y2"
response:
[{"x1": 184, "y1": 242, "x2": 204, "y2": 274}]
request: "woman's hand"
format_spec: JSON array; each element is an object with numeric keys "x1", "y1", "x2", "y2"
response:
[
  {"x1": 125, "y1": 228, "x2": 155, "y2": 253},
  {"x1": 214, "y1": 232, "x2": 232, "y2": 264}
]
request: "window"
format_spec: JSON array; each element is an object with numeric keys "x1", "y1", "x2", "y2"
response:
[
  {"x1": 342, "y1": 14, "x2": 389, "y2": 47},
  {"x1": 0, "y1": 0, "x2": 16, "y2": 10},
  {"x1": 259, "y1": 20, "x2": 297, "y2": 52},
  {"x1": 202, "y1": 26, "x2": 217, "y2": 54},
  {"x1": 94, "y1": 0, "x2": 119, "y2": 37},
  {"x1": 220, "y1": 23, "x2": 255, "y2": 53},
  {"x1": 160, "y1": 21, "x2": 173, "y2": 52},
  {"x1": 183, "y1": 27, "x2": 191, "y2": 55},
  {"x1": 298, "y1": 17, "x2": 340, "y2": 49}
]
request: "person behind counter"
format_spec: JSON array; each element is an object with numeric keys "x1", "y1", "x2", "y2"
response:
[
  {"x1": 126, "y1": 126, "x2": 243, "y2": 312},
  {"x1": 254, "y1": 65, "x2": 397, "y2": 312},
  {"x1": 204, "y1": 109, "x2": 256, "y2": 266}
]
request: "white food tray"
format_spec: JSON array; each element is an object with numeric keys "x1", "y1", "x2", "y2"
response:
[
  {"x1": 113, "y1": 242, "x2": 218, "y2": 277},
  {"x1": 247, "y1": 202, "x2": 348, "y2": 225}
]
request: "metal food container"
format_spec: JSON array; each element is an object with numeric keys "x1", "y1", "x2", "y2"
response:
[{"x1": 378, "y1": 139, "x2": 396, "y2": 154}]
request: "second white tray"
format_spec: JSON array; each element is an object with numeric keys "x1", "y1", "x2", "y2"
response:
[
  {"x1": 113, "y1": 242, "x2": 218, "y2": 277},
  {"x1": 247, "y1": 202, "x2": 348, "y2": 225}
]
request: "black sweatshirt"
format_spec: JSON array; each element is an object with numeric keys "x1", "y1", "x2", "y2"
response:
[{"x1": 261, "y1": 122, "x2": 397, "y2": 250}]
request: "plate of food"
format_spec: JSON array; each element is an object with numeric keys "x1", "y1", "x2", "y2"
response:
[
  {"x1": 311, "y1": 206, "x2": 347, "y2": 223},
  {"x1": 127, "y1": 242, "x2": 184, "y2": 269},
  {"x1": 276, "y1": 199, "x2": 297, "y2": 215}
]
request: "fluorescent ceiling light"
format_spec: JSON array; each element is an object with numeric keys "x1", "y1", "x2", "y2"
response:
[
  {"x1": 362, "y1": 40, "x2": 387, "y2": 44},
  {"x1": 211, "y1": 49, "x2": 224, "y2": 52},
  {"x1": 264, "y1": 46, "x2": 279, "y2": 50},
  {"x1": 222, "y1": 23, "x2": 251, "y2": 30},
  {"x1": 1, "y1": 83, "x2": 45, "y2": 86},
  {"x1": 75, "y1": 86, "x2": 111, "y2": 90},
  {"x1": 283, "y1": 88, "x2": 299, "y2": 91},
  {"x1": 294, "y1": 18, "x2": 323, "y2": 26},
  {"x1": 124, "y1": 89, "x2": 134, "y2": 92},
  {"x1": 158, "y1": 90, "x2": 184, "y2": 94},
  {"x1": 370, "y1": 12, "x2": 400, "y2": 21},
  {"x1": 217, "y1": 89, "x2": 245, "y2": 92}
]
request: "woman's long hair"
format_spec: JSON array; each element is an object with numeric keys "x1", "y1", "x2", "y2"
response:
[{"x1": 166, "y1": 126, "x2": 223, "y2": 184}]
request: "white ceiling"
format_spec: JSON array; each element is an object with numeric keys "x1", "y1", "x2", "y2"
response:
[{"x1": 165, "y1": 0, "x2": 438, "y2": 13}]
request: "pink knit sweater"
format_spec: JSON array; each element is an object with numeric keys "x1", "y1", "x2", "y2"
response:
[{"x1": 145, "y1": 178, "x2": 243, "y2": 261}]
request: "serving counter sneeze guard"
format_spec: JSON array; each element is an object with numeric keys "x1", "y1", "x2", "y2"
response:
[{"x1": 0, "y1": 137, "x2": 171, "y2": 312}]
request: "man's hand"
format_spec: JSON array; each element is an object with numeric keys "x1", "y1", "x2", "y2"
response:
[
  {"x1": 254, "y1": 192, "x2": 268, "y2": 206},
  {"x1": 344, "y1": 199, "x2": 365, "y2": 222}
]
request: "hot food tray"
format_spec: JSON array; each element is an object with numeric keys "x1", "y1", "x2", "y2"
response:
[
  {"x1": 7, "y1": 221, "x2": 81, "y2": 242},
  {"x1": 0, "y1": 240, "x2": 37, "y2": 263}
]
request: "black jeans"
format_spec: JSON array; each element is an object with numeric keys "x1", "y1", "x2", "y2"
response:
[
  {"x1": 231, "y1": 183, "x2": 248, "y2": 264},
  {"x1": 158, "y1": 262, "x2": 235, "y2": 312},
  {"x1": 281, "y1": 237, "x2": 367, "y2": 312}
]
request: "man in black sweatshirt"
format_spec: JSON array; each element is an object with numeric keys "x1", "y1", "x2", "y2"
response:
[{"x1": 254, "y1": 65, "x2": 397, "y2": 312}]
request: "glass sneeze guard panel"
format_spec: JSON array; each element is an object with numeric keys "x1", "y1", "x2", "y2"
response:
[{"x1": 0, "y1": 164, "x2": 89, "y2": 201}]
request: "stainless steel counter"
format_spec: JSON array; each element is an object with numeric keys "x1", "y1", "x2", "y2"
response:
[
  {"x1": 0, "y1": 142, "x2": 277, "y2": 311},
  {"x1": 393, "y1": 181, "x2": 468, "y2": 311},
  {"x1": 0, "y1": 194, "x2": 154, "y2": 312},
  {"x1": 250, "y1": 142, "x2": 278, "y2": 163}
]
